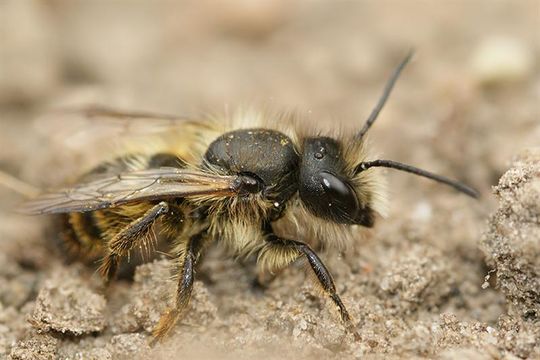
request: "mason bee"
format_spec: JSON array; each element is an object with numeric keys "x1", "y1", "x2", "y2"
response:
[{"x1": 21, "y1": 53, "x2": 478, "y2": 343}]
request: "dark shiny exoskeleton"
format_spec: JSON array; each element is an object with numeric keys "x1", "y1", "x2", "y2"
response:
[
  {"x1": 300, "y1": 137, "x2": 374, "y2": 226},
  {"x1": 205, "y1": 129, "x2": 298, "y2": 217},
  {"x1": 205, "y1": 129, "x2": 372, "y2": 225}
]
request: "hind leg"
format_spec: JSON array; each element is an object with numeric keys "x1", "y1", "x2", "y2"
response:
[{"x1": 98, "y1": 202, "x2": 169, "y2": 282}]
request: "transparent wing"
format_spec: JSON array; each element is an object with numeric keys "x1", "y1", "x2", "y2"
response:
[
  {"x1": 20, "y1": 167, "x2": 239, "y2": 215},
  {"x1": 34, "y1": 105, "x2": 208, "y2": 148}
]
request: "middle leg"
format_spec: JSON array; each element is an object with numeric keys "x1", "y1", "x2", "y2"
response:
[{"x1": 151, "y1": 230, "x2": 206, "y2": 343}]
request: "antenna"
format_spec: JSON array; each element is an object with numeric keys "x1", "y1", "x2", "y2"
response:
[
  {"x1": 355, "y1": 159, "x2": 479, "y2": 198},
  {"x1": 355, "y1": 51, "x2": 414, "y2": 140}
]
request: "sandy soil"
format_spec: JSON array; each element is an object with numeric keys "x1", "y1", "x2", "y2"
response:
[{"x1": 0, "y1": 1, "x2": 538, "y2": 359}]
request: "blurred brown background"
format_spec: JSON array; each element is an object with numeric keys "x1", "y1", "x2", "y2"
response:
[{"x1": 0, "y1": 1, "x2": 538, "y2": 359}]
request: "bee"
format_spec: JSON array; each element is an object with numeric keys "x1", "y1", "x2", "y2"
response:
[{"x1": 20, "y1": 53, "x2": 478, "y2": 343}]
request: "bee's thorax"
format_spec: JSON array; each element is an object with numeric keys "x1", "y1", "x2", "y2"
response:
[{"x1": 204, "y1": 129, "x2": 299, "y2": 207}]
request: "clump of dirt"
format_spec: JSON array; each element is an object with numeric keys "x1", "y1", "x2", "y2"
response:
[
  {"x1": 379, "y1": 244, "x2": 455, "y2": 310},
  {"x1": 481, "y1": 148, "x2": 540, "y2": 320},
  {"x1": 9, "y1": 333, "x2": 58, "y2": 360},
  {"x1": 29, "y1": 266, "x2": 106, "y2": 336}
]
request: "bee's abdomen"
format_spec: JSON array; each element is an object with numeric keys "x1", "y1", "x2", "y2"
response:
[
  {"x1": 57, "y1": 152, "x2": 188, "y2": 266},
  {"x1": 59, "y1": 212, "x2": 107, "y2": 263}
]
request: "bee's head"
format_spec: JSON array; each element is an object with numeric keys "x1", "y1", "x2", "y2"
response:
[
  {"x1": 298, "y1": 51, "x2": 478, "y2": 226},
  {"x1": 299, "y1": 137, "x2": 376, "y2": 226}
]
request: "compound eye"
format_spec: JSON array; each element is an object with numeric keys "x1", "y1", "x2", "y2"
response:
[
  {"x1": 319, "y1": 171, "x2": 360, "y2": 219},
  {"x1": 321, "y1": 171, "x2": 352, "y2": 198}
]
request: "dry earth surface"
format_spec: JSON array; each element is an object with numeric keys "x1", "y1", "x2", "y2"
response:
[{"x1": 0, "y1": 1, "x2": 538, "y2": 359}]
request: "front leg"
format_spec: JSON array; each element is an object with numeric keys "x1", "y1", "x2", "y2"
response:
[{"x1": 257, "y1": 226, "x2": 355, "y2": 333}]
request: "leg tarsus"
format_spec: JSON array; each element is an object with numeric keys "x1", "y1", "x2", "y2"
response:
[
  {"x1": 99, "y1": 253, "x2": 119, "y2": 284},
  {"x1": 150, "y1": 309, "x2": 180, "y2": 346},
  {"x1": 293, "y1": 241, "x2": 353, "y2": 324}
]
